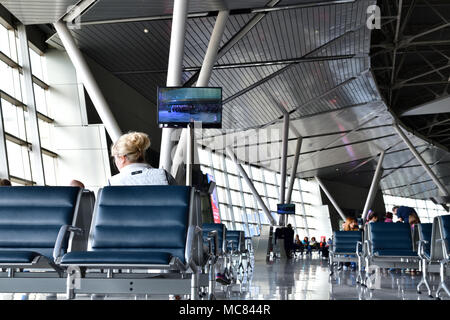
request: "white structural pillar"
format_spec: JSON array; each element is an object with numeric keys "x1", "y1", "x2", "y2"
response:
[
  {"x1": 227, "y1": 147, "x2": 276, "y2": 226},
  {"x1": 279, "y1": 113, "x2": 289, "y2": 226},
  {"x1": 286, "y1": 137, "x2": 302, "y2": 204},
  {"x1": 159, "y1": 0, "x2": 190, "y2": 172},
  {"x1": 315, "y1": 176, "x2": 346, "y2": 221},
  {"x1": 393, "y1": 123, "x2": 450, "y2": 197},
  {"x1": 53, "y1": 21, "x2": 122, "y2": 142},
  {"x1": 361, "y1": 151, "x2": 385, "y2": 222},
  {"x1": 18, "y1": 24, "x2": 46, "y2": 185},
  {"x1": 186, "y1": 10, "x2": 229, "y2": 185}
]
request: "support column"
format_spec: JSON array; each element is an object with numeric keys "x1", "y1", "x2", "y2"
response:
[
  {"x1": 247, "y1": 164, "x2": 262, "y2": 231},
  {"x1": 226, "y1": 147, "x2": 276, "y2": 226},
  {"x1": 169, "y1": 10, "x2": 228, "y2": 184},
  {"x1": 53, "y1": 21, "x2": 122, "y2": 143},
  {"x1": 297, "y1": 179, "x2": 310, "y2": 238},
  {"x1": 286, "y1": 137, "x2": 302, "y2": 203},
  {"x1": 237, "y1": 168, "x2": 251, "y2": 237},
  {"x1": 315, "y1": 176, "x2": 346, "y2": 221},
  {"x1": 279, "y1": 114, "x2": 289, "y2": 226},
  {"x1": 222, "y1": 155, "x2": 237, "y2": 230},
  {"x1": 393, "y1": 123, "x2": 450, "y2": 197},
  {"x1": 0, "y1": 100, "x2": 9, "y2": 179},
  {"x1": 361, "y1": 151, "x2": 385, "y2": 222},
  {"x1": 17, "y1": 24, "x2": 45, "y2": 185},
  {"x1": 159, "y1": 0, "x2": 190, "y2": 171}
]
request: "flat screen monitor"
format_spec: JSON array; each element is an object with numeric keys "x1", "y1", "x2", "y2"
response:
[
  {"x1": 157, "y1": 87, "x2": 222, "y2": 128},
  {"x1": 277, "y1": 203, "x2": 295, "y2": 215}
]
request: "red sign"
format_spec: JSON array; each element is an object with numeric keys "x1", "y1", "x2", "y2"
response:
[{"x1": 207, "y1": 174, "x2": 221, "y2": 223}]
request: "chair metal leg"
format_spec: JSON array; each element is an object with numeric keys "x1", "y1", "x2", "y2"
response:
[
  {"x1": 191, "y1": 273, "x2": 199, "y2": 300},
  {"x1": 208, "y1": 261, "x2": 216, "y2": 300},
  {"x1": 363, "y1": 257, "x2": 372, "y2": 288},
  {"x1": 417, "y1": 259, "x2": 432, "y2": 297},
  {"x1": 436, "y1": 260, "x2": 450, "y2": 299}
]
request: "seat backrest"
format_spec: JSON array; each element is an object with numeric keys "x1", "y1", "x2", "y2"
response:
[
  {"x1": 70, "y1": 190, "x2": 95, "y2": 252},
  {"x1": 368, "y1": 222, "x2": 413, "y2": 254},
  {"x1": 332, "y1": 231, "x2": 362, "y2": 253},
  {"x1": 417, "y1": 223, "x2": 432, "y2": 257},
  {"x1": 202, "y1": 223, "x2": 226, "y2": 255},
  {"x1": 435, "y1": 215, "x2": 450, "y2": 260},
  {"x1": 89, "y1": 186, "x2": 194, "y2": 264},
  {"x1": 226, "y1": 230, "x2": 244, "y2": 252},
  {"x1": 0, "y1": 186, "x2": 82, "y2": 259}
]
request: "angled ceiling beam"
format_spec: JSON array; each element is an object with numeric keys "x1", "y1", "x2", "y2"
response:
[
  {"x1": 222, "y1": 26, "x2": 364, "y2": 104},
  {"x1": 112, "y1": 54, "x2": 356, "y2": 75},
  {"x1": 79, "y1": 0, "x2": 356, "y2": 25},
  {"x1": 183, "y1": 0, "x2": 281, "y2": 87},
  {"x1": 254, "y1": 133, "x2": 396, "y2": 164}
]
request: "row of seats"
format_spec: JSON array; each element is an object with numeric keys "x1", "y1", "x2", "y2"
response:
[
  {"x1": 0, "y1": 185, "x2": 254, "y2": 300},
  {"x1": 329, "y1": 218, "x2": 450, "y2": 299},
  {"x1": 201, "y1": 223, "x2": 252, "y2": 289}
]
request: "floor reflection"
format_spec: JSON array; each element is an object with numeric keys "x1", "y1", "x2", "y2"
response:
[{"x1": 218, "y1": 255, "x2": 447, "y2": 300}]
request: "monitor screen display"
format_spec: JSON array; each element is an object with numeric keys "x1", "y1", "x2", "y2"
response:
[
  {"x1": 277, "y1": 203, "x2": 295, "y2": 215},
  {"x1": 157, "y1": 87, "x2": 222, "y2": 128}
]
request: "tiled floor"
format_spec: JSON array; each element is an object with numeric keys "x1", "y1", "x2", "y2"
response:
[
  {"x1": 217, "y1": 254, "x2": 447, "y2": 300},
  {"x1": 4, "y1": 255, "x2": 448, "y2": 300}
]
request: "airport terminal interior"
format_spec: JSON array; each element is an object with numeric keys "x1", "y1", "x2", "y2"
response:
[{"x1": 0, "y1": 0, "x2": 449, "y2": 301}]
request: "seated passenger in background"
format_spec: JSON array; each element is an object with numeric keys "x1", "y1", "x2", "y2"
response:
[
  {"x1": 343, "y1": 217, "x2": 359, "y2": 231},
  {"x1": 384, "y1": 211, "x2": 393, "y2": 223},
  {"x1": 366, "y1": 211, "x2": 379, "y2": 224},
  {"x1": 392, "y1": 205, "x2": 420, "y2": 226},
  {"x1": 294, "y1": 235, "x2": 304, "y2": 254},
  {"x1": 70, "y1": 179, "x2": 85, "y2": 189},
  {"x1": 310, "y1": 237, "x2": 319, "y2": 250},
  {"x1": 342, "y1": 217, "x2": 359, "y2": 270},
  {"x1": 109, "y1": 132, "x2": 177, "y2": 186},
  {"x1": 302, "y1": 237, "x2": 312, "y2": 255},
  {"x1": 0, "y1": 179, "x2": 11, "y2": 186}
]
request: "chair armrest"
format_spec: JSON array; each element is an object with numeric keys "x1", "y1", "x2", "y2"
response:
[
  {"x1": 364, "y1": 239, "x2": 372, "y2": 257},
  {"x1": 186, "y1": 225, "x2": 203, "y2": 269},
  {"x1": 437, "y1": 239, "x2": 450, "y2": 260},
  {"x1": 417, "y1": 240, "x2": 429, "y2": 260},
  {"x1": 206, "y1": 230, "x2": 219, "y2": 257},
  {"x1": 356, "y1": 241, "x2": 363, "y2": 257},
  {"x1": 53, "y1": 225, "x2": 83, "y2": 261},
  {"x1": 227, "y1": 240, "x2": 235, "y2": 253}
]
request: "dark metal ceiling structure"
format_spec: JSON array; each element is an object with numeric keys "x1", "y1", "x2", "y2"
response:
[
  {"x1": 371, "y1": 0, "x2": 450, "y2": 149},
  {"x1": 1, "y1": 0, "x2": 450, "y2": 200}
]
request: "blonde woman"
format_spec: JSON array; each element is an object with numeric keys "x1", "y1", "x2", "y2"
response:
[{"x1": 109, "y1": 131, "x2": 176, "y2": 186}]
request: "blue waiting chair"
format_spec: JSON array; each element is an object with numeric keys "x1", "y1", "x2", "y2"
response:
[
  {"x1": 416, "y1": 223, "x2": 433, "y2": 297},
  {"x1": 59, "y1": 186, "x2": 205, "y2": 299},
  {"x1": 363, "y1": 222, "x2": 420, "y2": 289},
  {"x1": 0, "y1": 186, "x2": 83, "y2": 294},
  {"x1": 201, "y1": 223, "x2": 227, "y2": 297},
  {"x1": 431, "y1": 215, "x2": 450, "y2": 299},
  {"x1": 329, "y1": 231, "x2": 363, "y2": 281},
  {"x1": 225, "y1": 230, "x2": 246, "y2": 282}
]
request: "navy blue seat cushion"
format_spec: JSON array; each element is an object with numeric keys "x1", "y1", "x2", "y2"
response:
[
  {"x1": 90, "y1": 186, "x2": 191, "y2": 264},
  {"x1": 0, "y1": 250, "x2": 42, "y2": 263},
  {"x1": 370, "y1": 222, "x2": 414, "y2": 257},
  {"x1": 418, "y1": 223, "x2": 432, "y2": 258},
  {"x1": 202, "y1": 223, "x2": 225, "y2": 254},
  {"x1": 372, "y1": 249, "x2": 417, "y2": 257},
  {"x1": 440, "y1": 215, "x2": 450, "y2": 242},
  {"x1": 333, "y1": 231, "x2": 362, "y2": 253},
  {"x1": 60, "y1": 251, "x2": 172, "y2": 265},
  {"x1": 0, "y1": 187, "x2": 81, "y2": 260}
]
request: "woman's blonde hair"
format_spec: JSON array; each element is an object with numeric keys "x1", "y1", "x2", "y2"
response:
[
  {"x1": 111, "y1": 132, "x2": 150, "y2": 163},
  {"x1": 343, "y1": 217, "x2": 358, "y2": 231}
]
